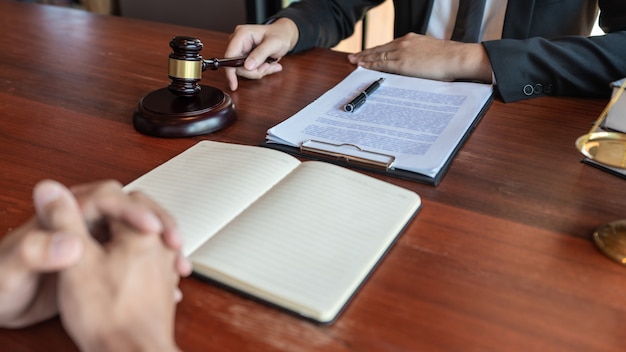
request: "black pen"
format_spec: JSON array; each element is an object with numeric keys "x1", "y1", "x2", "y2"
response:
[{"x1": 343, "y1": 77, "x2": 385, "y2": 112}]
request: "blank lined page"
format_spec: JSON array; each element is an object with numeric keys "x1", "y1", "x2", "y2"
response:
[
  {"x1": 190, "y1": 161, "x2": 421, "y2": 322},
  {"x1": 124, "y1": 141, "x2": 301, "y2": 256}
]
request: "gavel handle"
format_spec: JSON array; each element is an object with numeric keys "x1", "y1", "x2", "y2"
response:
[{"x1": 203, "y1": 56, "x2": 277, "y2": 70}]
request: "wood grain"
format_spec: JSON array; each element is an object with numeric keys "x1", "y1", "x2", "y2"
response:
[{"x1": 0, "y1": 1, "x2": 624, "y2": 351}]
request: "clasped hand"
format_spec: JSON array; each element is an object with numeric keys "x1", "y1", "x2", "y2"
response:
[{"x1": 0, "y1": 180, "x2": 191, "y2": 351}]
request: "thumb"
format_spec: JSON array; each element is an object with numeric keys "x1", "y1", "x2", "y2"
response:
[
  {"x1": 29, "y1": 180, "x2": 91, "y2": 267},
  {"x1": 19, "y1": 230, "x2": 83, "y2": 271},
  {"x1": 34, "y1": 180, "x2": 83, "y2": 231}
]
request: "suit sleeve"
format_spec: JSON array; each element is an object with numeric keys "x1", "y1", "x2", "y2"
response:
[
  {"x1": 266, "y1": 0, "x2": 384, "y2": 53},
  {"x1": 483, "y1": 1, "x2": 626, "y2": 102}
]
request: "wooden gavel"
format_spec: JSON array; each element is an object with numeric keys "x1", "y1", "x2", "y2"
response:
[
  {"x1": 168, "y1": 36, "x2": 274, "y2": 97},
  {"x1": 133, "y1": 35, "x2": 276, "y2": 137}
]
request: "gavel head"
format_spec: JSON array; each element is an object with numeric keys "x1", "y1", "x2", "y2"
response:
[{"x1": 168, "y1": 36, "x2": 204, "y2": 97}]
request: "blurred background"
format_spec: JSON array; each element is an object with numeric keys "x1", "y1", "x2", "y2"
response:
[{"x1": 16, "y1": 0, "x2": 601, "y2": 53}]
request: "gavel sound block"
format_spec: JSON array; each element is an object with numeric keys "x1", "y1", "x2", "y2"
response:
[{"x1": 133, "y1": 36, "x2": 245, "y2": 137}]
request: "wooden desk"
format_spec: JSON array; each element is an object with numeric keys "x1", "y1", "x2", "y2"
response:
[{"x1": 1, "y1": 2, "x2": 625, "y2": 351}]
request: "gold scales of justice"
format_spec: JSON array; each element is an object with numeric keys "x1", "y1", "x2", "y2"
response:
[{"x1": 575, "y1": 78, "x2": 626, "y2": 265}]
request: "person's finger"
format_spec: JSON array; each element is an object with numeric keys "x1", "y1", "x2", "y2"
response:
[
  {"x1": 34, "y1": 180, "x2": 90, "y2": 239},
  {"x1": 71, "y1": 181, "x2": 161, "y2": 233},
  {"x1": 71, "y1": 181, "x2": 191, "y2": 276},
  {"x1": 126, "y1": 190, "x2": 180, "y2": 249},
  {"x1": 358, "y1": 49, "x2": 388, "y2": 64},
  {"x1": 172, "y1": 273, "x2": 183, "y2": 303},
  {"x1": 234, "y1": 62, "x2": 283, "y2": 80},
  {"x1": 224, "y1": 25, "x2": 261, "y2": 89},
  {"x1": 21, "y1": 179, "x2": 89, "y2": 270},
  {"x1": 175, "y1": 253, "x2": 193, "y2": 277},
  {"x1": 350, "y1": 41, "x2": 394, "y2": 61},
  {"x1": 225, "y1": 67, "x2": 239, "y2": 91},
  {"x1": 106, "y1": 219, "x2": 184, "y2": 303},
  {"x1": 71, "y1": 181, "x2": 175, "y2": 244},
  {"x1": 174, "y1": 287, "x2": 183, "y2": 303},
  {"x1": 243, "y1": 40, "x2": 283, "y2": 72},
  {"x1": 0, "y1": 218, "x2": 83, "y2": 273},
  {"x1": 230, "y1": 59, "x2": 282, "y2": 86},
  {"x1": 18, "y1": 230, "x2": 83, "y2": 271}
]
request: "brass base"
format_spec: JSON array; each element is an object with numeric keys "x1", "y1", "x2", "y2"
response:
[
  {"x1": 593, "y1": 220, "x2": 626, "y2": 265},
  {"x1": 133, "y1": 85, "x2": 236, "y2": 137}
]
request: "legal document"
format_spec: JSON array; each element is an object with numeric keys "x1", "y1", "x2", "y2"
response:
[{"x1": 266, "y1": 67, "x2": 493, "y2": 184}]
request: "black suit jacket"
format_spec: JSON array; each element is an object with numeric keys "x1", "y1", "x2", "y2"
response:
[{"x1": 272, "y1": 0, "x2": 626, "y2": 102}]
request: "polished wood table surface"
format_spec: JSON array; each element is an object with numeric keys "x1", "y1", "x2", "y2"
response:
[{"x1": 1, "y1": 1, "x2": 625, "y2": 351}]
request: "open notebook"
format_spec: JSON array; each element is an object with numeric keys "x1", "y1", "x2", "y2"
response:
[{"x1": 124, "y1": 141, "x2": 421, "y2": 323}]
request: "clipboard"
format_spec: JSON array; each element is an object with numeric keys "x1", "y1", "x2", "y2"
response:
[
  {"x1": 263, "y1": 68, "x2": 494, "y2": 186},
  {"x1": 264, "y1": 92, "x2": 492, "y2": 185},
  {"x1": 262, "y1": 92, "x2": 493, "y2": 185},
  {"x1": 300, "y1": 140, "x2": 395, "y2": 171}
]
